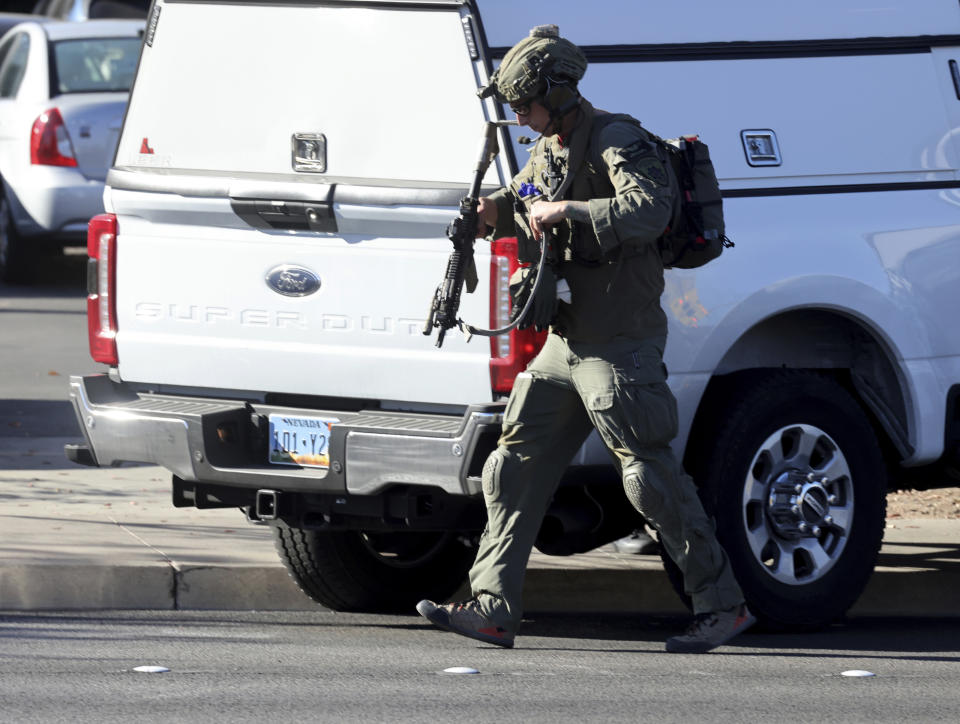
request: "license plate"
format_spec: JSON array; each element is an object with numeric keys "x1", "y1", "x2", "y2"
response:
[{"x1": 268, "y1": 414, "x2": 339, "y2": 468}]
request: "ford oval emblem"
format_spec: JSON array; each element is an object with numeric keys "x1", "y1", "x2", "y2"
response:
[{"x1": 266, "y1": 265, "x2": 321, "y2": 297}]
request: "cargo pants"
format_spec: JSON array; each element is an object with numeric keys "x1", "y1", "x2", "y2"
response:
[{"x1": 468, "y1": 332, "x2": 744, "y2": 631}]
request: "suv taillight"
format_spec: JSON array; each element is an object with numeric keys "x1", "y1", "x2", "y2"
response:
[
  {"x1": 489, "y1": 238, "x2": 546, "y2": 394},
  {"x1": 30, "y1": 108, "x2": 78, "y2": 167},
  {"x1": 87, "y1": 214, "x2": 118, "y2": 365}
]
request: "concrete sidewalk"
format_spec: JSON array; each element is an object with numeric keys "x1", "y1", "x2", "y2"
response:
[{"x1": 2, "y1": 436, "x2": 959, "y2": 616}]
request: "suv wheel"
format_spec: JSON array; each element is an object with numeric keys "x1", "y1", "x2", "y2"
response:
[{"x1": 665, "y1": 370, "x2": 887, "y2": 628}]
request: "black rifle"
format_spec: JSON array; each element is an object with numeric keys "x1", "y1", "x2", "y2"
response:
[{"x1": 423, "y1": 121, "x2": 512, "y2": 348}]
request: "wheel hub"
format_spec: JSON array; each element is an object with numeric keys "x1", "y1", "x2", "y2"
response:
[{"x1": 766, "y1": 470, "x2": 836, "y2": 539}]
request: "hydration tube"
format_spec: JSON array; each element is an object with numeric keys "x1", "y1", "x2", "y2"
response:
[{"x1": 461, "y1": 232, "x2": 551, "y2": 339}]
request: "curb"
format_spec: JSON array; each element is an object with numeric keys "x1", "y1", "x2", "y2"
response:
[{"x1": 3, "y1": 560, "x2": 960, "y2": 617}]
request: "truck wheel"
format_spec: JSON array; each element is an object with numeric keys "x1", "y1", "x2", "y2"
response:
[
  {"x1": 273, "y1": 525, "x2": 475, "y2": 613},
  {"x1": 665, "y1": 371, "x2": 887, "y2": 629},
  {"x1": 0, "y1": 192, "x2": 29, "y2": 284}
]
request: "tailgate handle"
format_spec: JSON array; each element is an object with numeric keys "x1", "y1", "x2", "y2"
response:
[{"x1": 231, "y1": 195, "x2": 337, "y2": 233}]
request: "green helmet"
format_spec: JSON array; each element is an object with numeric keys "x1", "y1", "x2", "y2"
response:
[{"x1": 481, "y1": 25, "x2": 587, "y2": 104}]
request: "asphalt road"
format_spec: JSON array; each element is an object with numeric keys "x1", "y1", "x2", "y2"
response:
[{"x1": 1, "y1": 610, "x2": 959, "y2": 724}]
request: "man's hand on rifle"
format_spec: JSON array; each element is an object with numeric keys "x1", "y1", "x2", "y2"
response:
[
  {"x1": 475, "y1": 197, "x2": 499, "y2": 237},
  {"x1": 528, "y1": 200, "x2": 566, "y2": 242}
]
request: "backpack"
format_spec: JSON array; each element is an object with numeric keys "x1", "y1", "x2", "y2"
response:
[{"x1": 590, "y1": 113, "x2": 733, "y2": 269}]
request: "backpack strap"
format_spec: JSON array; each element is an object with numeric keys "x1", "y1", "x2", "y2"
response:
[{"x1": 588, "y1": 112, "x2": 644, "y2": 174}]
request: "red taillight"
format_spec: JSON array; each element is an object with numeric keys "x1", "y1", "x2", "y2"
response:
[
  {"x1": 489, "y1": 238, "x2": 547, "y2": 394},
  {"x1": 30, "y1": 108, "x2": 78, "y2": 167},
  {"x1": 87, "y1": 214, "x2": 118, "y2": 365}
]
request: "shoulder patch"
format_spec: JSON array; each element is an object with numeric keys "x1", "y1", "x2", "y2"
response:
[
  {"x1": 621, "y1": 137, "x2": 654, "y2": 159},
  {"x1": 635, "y1": 158, "x2": 668, "y2": 187}
]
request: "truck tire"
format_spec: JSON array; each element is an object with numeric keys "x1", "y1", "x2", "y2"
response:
[
  {"x1": 664, "y1": 370, "x2": 887, "y2": 629},
  {"x1": 273, "y1": 525, "x2": 475, "y2": 613}
]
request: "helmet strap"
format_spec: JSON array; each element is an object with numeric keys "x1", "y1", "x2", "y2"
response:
[{"x1": 540, "y1": 81, "x2": 580, "y2": 135}]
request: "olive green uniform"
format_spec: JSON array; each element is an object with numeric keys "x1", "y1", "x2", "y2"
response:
[{"x1": 468, "y1": 100, "x2": 744, "y2": 630}]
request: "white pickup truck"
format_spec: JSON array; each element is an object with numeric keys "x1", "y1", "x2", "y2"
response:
[{"x1": 67, "y1": 0, "x2": 960, "y2": 628}]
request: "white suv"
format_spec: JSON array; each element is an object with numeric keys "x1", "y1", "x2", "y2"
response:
[{"x1": 67, "y1": 0, "x2": 960, "y2": 628}]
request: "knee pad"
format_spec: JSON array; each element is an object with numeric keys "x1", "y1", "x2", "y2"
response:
[
  {"x1": 622, "y1": 462, "x2": 665, "y2": 520},
  {"x1": 481, "y1": 446, "x2": 519, "y2": 503}
]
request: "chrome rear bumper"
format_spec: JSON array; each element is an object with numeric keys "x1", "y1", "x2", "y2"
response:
[{"x1": 68, "y1": 375, "x2": 502, "y2": 497}]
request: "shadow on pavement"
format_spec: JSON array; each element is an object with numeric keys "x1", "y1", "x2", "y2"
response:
[
  {"x1": 0, "y1": 248, "x2": 87, "y2": 291},
  {"x1": 5, "y1": 611, "x2": 959, "y2": 662},
  {"x1": 0, "y1": 400, "x2": 81, "y2": 440},
  {"x1": 876, "y1": 540, "x2": 960, "y2": 571},
  {"x1": 501, "y1": 614, "x2": 960, "y2": 660}
]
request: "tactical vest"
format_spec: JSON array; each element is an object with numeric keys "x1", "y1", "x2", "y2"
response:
[{"x1": 509, "y1": 102, "x2": 671, "y2": 342}]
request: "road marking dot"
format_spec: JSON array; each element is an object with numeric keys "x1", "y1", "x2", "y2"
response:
[
  {"x1": 841, "y1": 670, "x2": 876, "y2": 677},
  {"x1": 443, "y1": 666, "x2": 479, "y2": 675},
  {"x1": 133, "y1": 666, "x2": 170, "y2": 673}
]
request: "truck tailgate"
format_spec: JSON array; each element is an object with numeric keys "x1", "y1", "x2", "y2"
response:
[{"x1": 109, "y1": 188, "x2": 496, "y2": 405}]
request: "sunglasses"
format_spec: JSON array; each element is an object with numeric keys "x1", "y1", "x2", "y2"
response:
[{"x1": 509, "y1": 99, "x2": 534, "y2": 116}]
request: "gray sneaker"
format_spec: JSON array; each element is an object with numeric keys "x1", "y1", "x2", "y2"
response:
[
  {"x1": 416, "y1": 597, "x2": 515, "y2": 649},
  {"x1": 665, "y1": 604, "x2": 756, "y2": 653},
  {"x1": 612, "y1": 529, "x2": 659, "y2": 555}
]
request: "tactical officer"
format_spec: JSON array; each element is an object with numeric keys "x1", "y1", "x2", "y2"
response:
[{"x1": 417, "y1": 25, "x2": 754, "y2": 653}]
